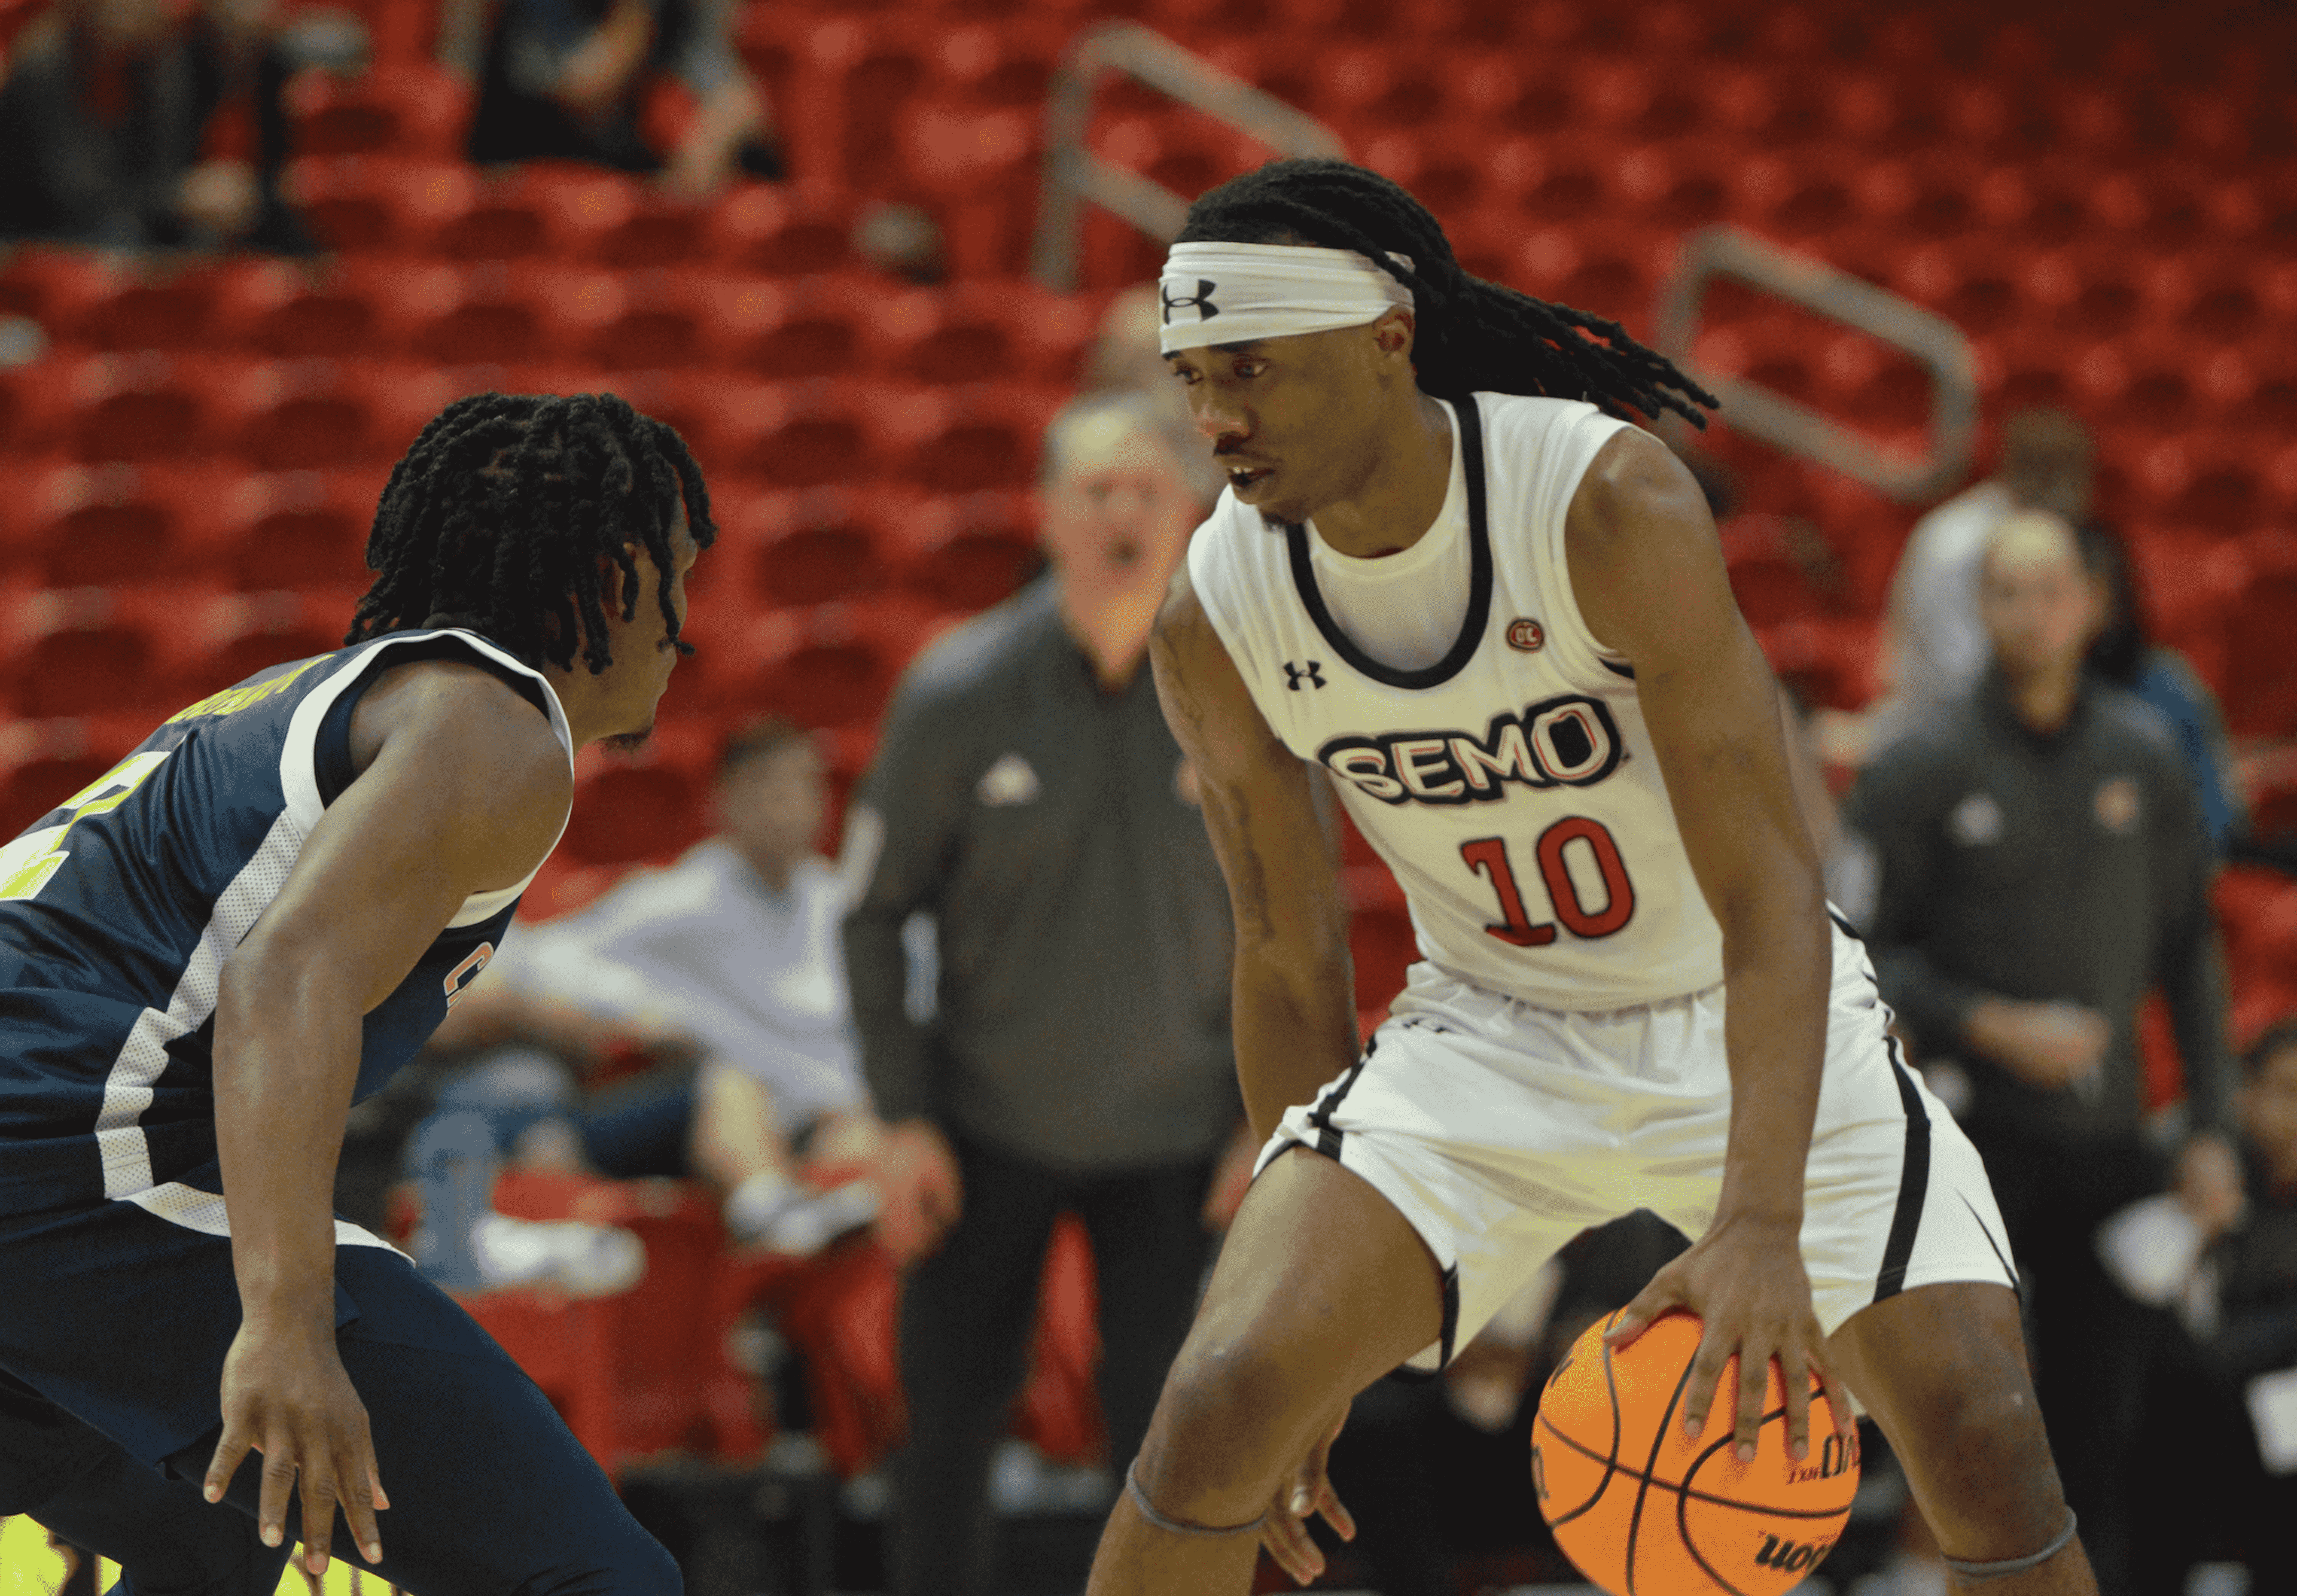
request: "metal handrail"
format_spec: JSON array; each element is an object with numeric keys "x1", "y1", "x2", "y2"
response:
[
  {"x1": 1029, "y1": 22, "x2": 1346, "y2": 293},
  {"x1": 1655, "y1": 226, "x2": 1978, "y2": 504}
]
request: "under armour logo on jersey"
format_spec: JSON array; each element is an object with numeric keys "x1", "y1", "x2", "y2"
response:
[
  {"x1": 1161, "y1": 279, "x2": 1219, "y2": 325},
  {"x1": 1284, "y1": 660, "x2": 1326, "y2": 692}
]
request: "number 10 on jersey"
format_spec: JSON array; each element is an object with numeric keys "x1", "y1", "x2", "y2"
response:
[{"x1": 1461, "y1": 818, "x2": 1635, "y2": 948}]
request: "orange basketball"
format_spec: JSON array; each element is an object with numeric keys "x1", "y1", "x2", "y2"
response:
[{"x1": 1532, "y1": 1310, "x2": 1860, "y2": 1596}]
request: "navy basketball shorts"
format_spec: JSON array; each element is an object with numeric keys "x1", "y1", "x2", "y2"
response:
[
  {"x1": 1257, "y1": 919, "x2": 2021, "y2": 1377},
  {"x1": 0, "y1": 1195, "x2": 677, "y2": 1596}
]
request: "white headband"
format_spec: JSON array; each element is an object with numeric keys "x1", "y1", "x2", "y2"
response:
[{"x1": 1157, "y1": 242, "x2": 1414, "y2": 354}]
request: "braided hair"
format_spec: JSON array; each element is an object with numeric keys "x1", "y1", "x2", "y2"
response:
[
  {"x1": 349, "y1": 392, "x2": 715, "y2": 674},
  {"x1": 1176, "y1": 158, "x2": 1717, "y2": 428}
]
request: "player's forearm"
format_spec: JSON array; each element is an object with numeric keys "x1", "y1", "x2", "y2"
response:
[
  {"x1": 1231, "y1": 939, "x2": 1357, "y2": 1143},
  {"x1": 212, "y1": 961, "x2": 365, "y2": 1329},
  {"x1": 1713, "y1": 894, "x2": 1831, "y2": 1224}
]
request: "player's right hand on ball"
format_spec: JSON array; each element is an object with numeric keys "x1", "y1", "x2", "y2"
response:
[
  {"x1": 205, "y1": 1320, "x2": 389, "y2": 1575},
  {"x1": 1261, "y1": 1406, "x2": 1355, "y2": 1586}
]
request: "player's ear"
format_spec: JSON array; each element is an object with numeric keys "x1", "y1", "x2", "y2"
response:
[{"x1": 1372, "y1": 307, "x2": 1416, "y2": 362}]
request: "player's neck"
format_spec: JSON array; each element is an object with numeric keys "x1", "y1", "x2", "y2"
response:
[
  {"x1": 1309, "y1": 392, "x2": 1453, "y2": 561},
  {"x1": 1058, "y1": 575, "x2": 1160, "y2": 692},
  {"x1": 2001, "y1": 659, "x2": 2084, "y2": 735}
]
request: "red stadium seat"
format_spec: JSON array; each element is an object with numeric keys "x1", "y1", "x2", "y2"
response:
[
  {"x1": 287, "y1": 156, "x2": 487, "y2": 256},
  {"x1": 2131, "y1": 434, "x2": 2264, "y2": 531},
  {"x1": 1355, "y1": 127, "x2": 1485, "y2": 224},
  {"x1": 719, "y1": 488, "x2": 891, "y2": 608},
  {"x1": 1893, "y1": 240, "x2": 2022, "y2": 336},
  {"x1": 709, "y1": 276, "x2": 875, "y2": 381},
  {"x1": 711, "y1": 602, "x2": 922, "y2": 729},
  {"x1": 55, "y1": 353, "x2": 229, "y2": 464},
  {"x1": 386, "y1": 261, "x2": 549, "y2": 368},
  {"x1": 703, "y1": 187, "x2": 855, "y2": 277},
  {"x1": 708, "y1": 380, "x2": 883, "y2": 489},
  {"x1": 181, "y1": 470, "x2": 382, "y2": 592},
  {"x1": 1720, "y1": 513, "x2": 1844, "y2": 628},
  {"x1": 529, "y1": 266, "x2": 710, "y2": 373},
  {"x1": 2222, "y1": 538, "x2": 2297, "y2": 738},
  {"x1": 0, "y1": 589, "x2": 180, "y2": 721},
  {"x1": 208, "y1": 361, "x2": 453, "y2": 474},
  {"x1": 176, "y1": 591, "x2": 355, "y2": 703},
  {"x1": 285, "y1": 62, "x2": 472, "y2": 159},
  {"x1": 208, "y1": 257, "x2": 398, "y2": 362},
  {"x1": 859, "y1": 282, "x2": 1092, "y2": 386},
  {"x1": 7, "y1": 462, "x2": 227, "y2": 587},
  {"x1": 560, "y1": 760, "x2": 709, "y2": 867},
  {"x1": 880, "y1": 384, "x2": 1058, "y2": 494},
  {"x1": 888, "y1": 490, "x2": 1041, "y2": 613},
  {"x1": 35, "y1": 257, "x2": 221, "y2": 355}
]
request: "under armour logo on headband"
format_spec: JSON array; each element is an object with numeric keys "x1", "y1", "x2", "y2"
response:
[{"x1": 1162, "y1": 279, "x2": 1219, "y2": 325}]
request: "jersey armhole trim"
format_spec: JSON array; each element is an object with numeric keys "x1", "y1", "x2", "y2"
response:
[{"x1": 1526, "y1": 407, "x2": 1637, "y2": 689}]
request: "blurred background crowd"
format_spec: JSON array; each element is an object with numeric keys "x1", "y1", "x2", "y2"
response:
[{"x1": 2, "y1": 0, "x2": 2295, "y2": 1592}]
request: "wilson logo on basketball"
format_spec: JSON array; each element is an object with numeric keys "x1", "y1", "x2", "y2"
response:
[
  {"x1": 1753, "y1": 1533, "x2": 1835, "y2": 1573},
  {"x1": 1506, "y1": 617, "x2": 1546, "y2": 652}
]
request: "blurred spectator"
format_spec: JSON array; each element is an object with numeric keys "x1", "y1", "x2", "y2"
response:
[
  {"x1": 467, "y1": 0, "x2": 779, "y2": 194},
  {"x1": 1842, "y1": 510, "x2": 2237, "y2": 1595},
  {"x1": 2103, "y1": 1018, "x2": 2297, "y2": 1593},
  {"x1": 1873, "y1": 408, "x2": 2096, "y2": 741},
  {"x1": 1078, "y1": 284, "x2": 1225, "y2": 505},
  {"x1": 0, "y1": 0, "x2": 308, "y2": 249},
  {"x1": 2078, "y1": 520, "x2": 2249, "y2": 860},
  {"x1": 429, "y1": 719, "x2": 882, "y2": 1254},
  {"x1": 843, "y1": 392, "x2": 1247, "y2": 1596}
]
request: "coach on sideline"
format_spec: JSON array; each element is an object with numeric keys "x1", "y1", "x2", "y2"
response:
[
  {"x1": 842, "y1": 392, "x2": 1252, "y2": 1596},
  {"x1": 1842, "y1": 509, "x2": 2237, "y2": 1596}
]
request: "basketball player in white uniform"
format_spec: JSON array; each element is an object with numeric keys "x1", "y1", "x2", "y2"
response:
[{"x1": 1085, "y1": 161, "x2": 2095, "y2": 1595}]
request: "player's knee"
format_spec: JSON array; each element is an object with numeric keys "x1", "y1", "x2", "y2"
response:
[
  {"x1": 1902, "y1": 1371, "x2": 2066, "y2": 1539},
  {"x1": 1140, "y1": 1334, "x2": 1321, "y2": 1506}
]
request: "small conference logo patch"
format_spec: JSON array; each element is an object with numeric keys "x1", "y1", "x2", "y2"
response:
[
  {"x1": 977, "y1": 752, "x2": 1041, "y2": 807},
  {"x1": 1161, "y1": 279, "x2": 1219, "y2": 325},
  {"x1": 1506, "y1": 617, "x2": 1546, "y2": 653},
  {"x1": 2095, "y1": 775, "x2": 2140, "y2": 834}
]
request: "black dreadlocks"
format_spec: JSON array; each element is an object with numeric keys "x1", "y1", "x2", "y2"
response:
[
  {"x1": 1176, "y1": 158, "x2": 1719, "y2": 428},
  {"x1": 349, "y1": 392, "x2": 715, "y2": 674}
]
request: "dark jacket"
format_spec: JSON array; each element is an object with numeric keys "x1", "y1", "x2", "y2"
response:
[
  {"x1": 842, "y1": 578, "x2": 1238, "y2": 1174},
  {"x1": 1844, "y1": 669, "x2": 2233, "y2": 1143}
]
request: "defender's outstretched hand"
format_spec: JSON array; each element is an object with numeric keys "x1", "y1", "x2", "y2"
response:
[
  {"x1": 1260, "y1": 1405, "x2": 1355, "y2": 1586},
  {"x1": 205, "y1": 1321, "x2": 388, "y2": 1575},
  {"x1": 1603, "y1": 1212, "x2": 1853, "y2": 1466}
]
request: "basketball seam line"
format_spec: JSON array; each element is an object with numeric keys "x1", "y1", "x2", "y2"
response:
[
  {"x1": 1546, "y1": 1309, "x2": 1631, "y2": 1531},
  {"x1": 1623, "y1": 1342, "x2": 1702, "y2": 1596}
]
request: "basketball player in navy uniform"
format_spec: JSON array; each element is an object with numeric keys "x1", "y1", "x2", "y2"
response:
[
  {"x1": 0, "y1": 392, "x2": 709, "y2": 1594},
  {"x1": 1088, "y1": 161, "x2": 2096, "y2": 1595}
]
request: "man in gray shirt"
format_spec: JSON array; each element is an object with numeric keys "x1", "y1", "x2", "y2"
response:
[
  {"x1": 843, "y1": 394, "x2": 1247, "y2": 1596},
  {"x1": 1844, "y1": 510, "x2": 2237, "y2": 1594}
]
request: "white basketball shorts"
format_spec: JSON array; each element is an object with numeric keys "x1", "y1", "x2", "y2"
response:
[{"x1": 1257, "y1": 917, "x2": 2019, "y2": 1373}]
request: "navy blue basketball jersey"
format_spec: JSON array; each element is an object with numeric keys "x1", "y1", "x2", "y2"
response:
[{"x1": 0, "y1": 628, "x2": 571, "y2": 1220}]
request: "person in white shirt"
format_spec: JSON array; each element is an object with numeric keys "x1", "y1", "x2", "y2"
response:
[{"x1": 441, "y1": 719, "x2": 881, "y2": 1254}]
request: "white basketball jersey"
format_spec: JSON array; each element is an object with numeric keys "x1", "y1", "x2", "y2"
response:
[{"x1": 1188, "y1": 392, "x2": 1727, "y2": 1012}]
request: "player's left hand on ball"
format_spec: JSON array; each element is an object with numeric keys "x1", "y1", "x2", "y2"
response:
[
  {"x1": 1603, "y1": 1211, "x2": 1851, "y2": 1469},
  {"x1": 1260, "y1": 1405, "x2": 1355, "y2": 1586}
]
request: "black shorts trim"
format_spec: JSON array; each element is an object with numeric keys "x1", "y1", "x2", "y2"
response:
[
  {"x1": 1304, "y1": 1037, "x2": 1375, "y2": 1160},
  {"x1": 1386, "y1": 1265, "x2": 1462, "y2": 1383},
  {"x1": 1874, "y1": 1038, "x2": 1932, "y2": 1302}
]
